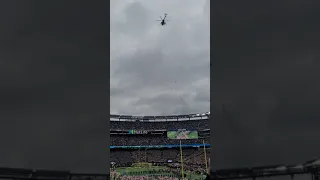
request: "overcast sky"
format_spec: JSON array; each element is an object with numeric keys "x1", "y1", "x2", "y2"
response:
[{"x1": 110, "y1": 0, "x2": 210, "y2": 116}]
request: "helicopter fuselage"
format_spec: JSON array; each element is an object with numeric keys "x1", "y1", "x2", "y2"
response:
[{"x1": 157, "y1": 13, "x2": 168, "y2": 26}]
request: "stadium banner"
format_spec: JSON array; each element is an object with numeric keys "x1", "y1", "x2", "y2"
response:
[
  {"x1": 110, "y1": 143, "x2": 210, "y2": 149},
  {"x1": 167, "y1": 129, "x2": 198, "y2": 139},
  {"x1": 110, "y1": 129, "x2": 166, "y2": 135},
  {"x1": 128, "y1": 130, "x2": 148, "y2": 134}
]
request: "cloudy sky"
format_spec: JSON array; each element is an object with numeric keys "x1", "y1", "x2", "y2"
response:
[{"x1": 110, "y1": 0, "x2": 210, "y2": 116}]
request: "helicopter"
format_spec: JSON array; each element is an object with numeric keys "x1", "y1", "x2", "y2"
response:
[{"x1": 156, "y1": 13, "x2": 170, "y2": 26}]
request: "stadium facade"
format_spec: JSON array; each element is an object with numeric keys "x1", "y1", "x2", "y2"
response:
[{"x1": 110, "y1": 112, "x2": 211, "y2": 179}]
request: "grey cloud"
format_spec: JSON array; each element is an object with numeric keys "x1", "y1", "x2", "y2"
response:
[
  {"x1": 111, "y1": 0, "x2": 209, "y2": 115},
  {"x1": 120, "y1": 2, "x2": 153, "y2": 36},
  {"x1": 115, "y1": 49, "x2": 209, "y2": 87},
  {"x1": 133, "y1": 92, "x2": 202, "y2": 115}
]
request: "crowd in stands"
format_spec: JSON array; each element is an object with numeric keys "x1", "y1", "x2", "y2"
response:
[
  {"x1": 110, "y1": 148, "x2": 210, "y2": 180},
  {"x1": 111, "y1": 136, "x2": 209, "y2": 146},
  {"x1": 110, "y1": 172, "x2": 207, "y2": 180},
  {"x1": 110, "y1": 119, "x2": 209, "y2": 130},
  {"x1": 110, "y1": 149, "x2": 210, "y2": 167},
  {"x1": 110, "y1": 119, "x2": 209, "y2": 146},
  {"x1": 110, "y1": 171, "x2": 207, "y2": 180},
  {"x1": 110, "y1": 118, "x2": 210, "y2": 179}
]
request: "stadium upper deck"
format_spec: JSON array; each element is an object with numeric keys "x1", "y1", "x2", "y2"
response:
[
  {"x1": 110, "y1": 112, "x2": 210, "y2": 130},
  {"x1": 110, "y1": 112, "x2": 210, "y2": 122}
]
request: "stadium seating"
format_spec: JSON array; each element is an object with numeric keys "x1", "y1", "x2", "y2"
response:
[
  {"x1": 111, "y1": 136, "x2": 209, "y2": 146},
  {"x1": 110, "y1": 115, "x2": 210, "y2": 179},
  {"x1": 110, "y1": 119, "x2": 209, "y2": 130}
]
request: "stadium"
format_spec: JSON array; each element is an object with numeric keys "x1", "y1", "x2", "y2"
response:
[{"x1": 110, "y1": 112, "x2": 211, "y2": 180}]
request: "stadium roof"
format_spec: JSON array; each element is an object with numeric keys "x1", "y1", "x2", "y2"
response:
[{"x1": 110, "y1": 112, "x2": 210, "y2": 121}]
